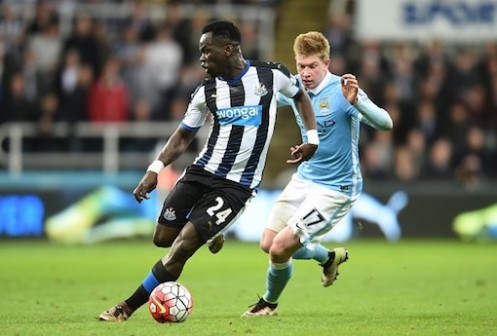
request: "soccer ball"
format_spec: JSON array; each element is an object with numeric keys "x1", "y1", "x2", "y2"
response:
[{"x1": 148, "y1": 282, "x2": 194, "y2": 323}]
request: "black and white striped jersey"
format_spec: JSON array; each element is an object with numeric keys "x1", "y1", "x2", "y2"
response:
[{"x1": 180, "y1": 60, "x2": 301, "y2": 190}]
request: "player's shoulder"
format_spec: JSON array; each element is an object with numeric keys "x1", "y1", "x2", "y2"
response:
[
  {"x1": 250, "y1": 60, "x2": 292, "y2": 78},
  {"x1": 327, "y1": 73, "x2": 342, "y2": 88},
  {"x1": 322, "y1": 73, "x2": 346, "y2": 98}
]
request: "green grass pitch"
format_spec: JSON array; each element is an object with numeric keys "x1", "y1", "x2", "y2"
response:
[{"x1": 1, "y1": 239, "x2": 496, "y2": 336}]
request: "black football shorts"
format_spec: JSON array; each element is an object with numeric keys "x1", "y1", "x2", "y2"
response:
[{"x1": 157, "y1": 165, "x2": 255, "y2": 241}]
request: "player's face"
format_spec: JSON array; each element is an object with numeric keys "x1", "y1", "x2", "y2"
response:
[
  {"x1": 199, "y1": 32, "x2": 229, "y2": 78},
  {"x1": 295, "y1": 54, "x2": 330, "y2": 90}
]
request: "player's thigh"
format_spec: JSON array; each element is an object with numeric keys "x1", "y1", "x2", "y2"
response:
[
  {"x1": 289, "y1": 184, "x2": 354, "y2": 245},
  {"x1": 265, "y1": 175, "x2": 307, "y2": 233},
  {"x1": 156, "y1": 178, "x2": 204, "y2": 245},
  {"x1": 189, "y1": 183, "x2": 254, "y2": 242}
]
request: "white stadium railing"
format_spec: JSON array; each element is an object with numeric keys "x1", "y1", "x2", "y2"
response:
[{"x1": 0, "y1": 122, "x2": 210, "y2": 175}]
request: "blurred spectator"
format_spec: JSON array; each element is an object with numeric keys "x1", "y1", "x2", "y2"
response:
[
  {"x1": 388, "y1": 43, "x2": 419, "y2": 106},
  {"x1": 123, "y1": 0, "x2": 156, "y2": 43},
  {"x1": 88, "y1": 57, "x2": 129, "y2": 122},
  {"x1": 59, "y1": 63, "x2": 93, "y2": 123},
  {"x1": 21, "y1": 47, "x2": 38, "y2": 102},
  {"x1": 394, "y1": 145, "x2": 419, "y2": 181},
  {"x1": 415, "y1": 41, "x2": 448, "y2": 78},
  {"x1": 123, "y1": 99, "x2": 156, "y2": 152},
  {"x1": 325, "y1": 14, "x2": 351, "y2": 58},
  {"x1": 25, "y1": 1, "x2": 58, "y2": 35},
  {"x1": 463, "y1": 83, "x2": 491, "y2": 125},
  {"x1": 55, "y1": 49, "x2": 82, "y2": 106},
  {"x1": 1, "y1": 72, "x2": 35, "y2": 123},
  {"x1": 166, "y1": 1, "x2": 196, "y2": 64},
  {"x1": 415, "y1": 99, "x2": 437, "y2": 145},
  {"x1": 142, "y1": 24, "x2": 182, "y2": 119},
  {"x1": 0, "y1": 4, "x2": 24, "y2": 53},
  {"x1": 456, "y1": 126, "x2": 494, "y2": 178},
  {"x1": 27, "y1": 17, "x2": 61, "y2": 94},
  {"x1": 455, "y1": 153, "x2": 484, "y2": 190},
  {"x1": 62, "y1": 16, "x2": 104, "y2": 76},
  {"x1": 357, "y1": 41, "x2": 388, "y2": 107},
  {"x1": 405, "y1": 128, "x2": 426, "y2": 176},
  {"x1": 421, "y1": 138, "x2": 454, "y2": 180},
  {"x1": 442, "y1": 101, "x2": 471, "y2": 156},
  {"x1": 445, "y1": 48, "x2": 481, "y2": 103},
  {"x1": 33, "y1": 92, "x2": 61, "y2": 151},
  {"x1": 361, "y1": 131, "x2": 393, "y2": 179},
  {"x1": 114, "y1": 24, "x2": 143, "y2": 105},
  {"x1": 239, "y1": 20, "x2": 260, "y2": 60}
]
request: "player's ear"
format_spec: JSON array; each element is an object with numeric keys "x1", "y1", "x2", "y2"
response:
[{"x1": 225, "y1": 44, "x2": 235, "y2": 56}]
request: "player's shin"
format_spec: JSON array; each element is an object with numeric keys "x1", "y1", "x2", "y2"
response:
[
  {"x1": 263, "y1": 260, "x2": 293, "y2": 304},
  {"x1": 125, "y1": 260, "x2": 177, "y2": 310}
]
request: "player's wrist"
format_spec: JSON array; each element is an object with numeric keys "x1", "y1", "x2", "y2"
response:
[
  {"x1": 147, "y1": 160, "x2": 165, "y2": 174},
  {"x1": 306, "y1": 129, "x2": 319, "y2": 145}
]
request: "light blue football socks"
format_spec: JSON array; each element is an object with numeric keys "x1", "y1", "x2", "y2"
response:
[
  {"x1": 263, "y1": 260, "x2": 293, "y2": 304},
  {"x1": 292, "y1": 244, "x2": 329, "y2": 264}
]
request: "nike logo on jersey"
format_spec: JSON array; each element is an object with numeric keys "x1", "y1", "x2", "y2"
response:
[{"x1": 216, "y1": 105, "x2": 262, "y2": 126}]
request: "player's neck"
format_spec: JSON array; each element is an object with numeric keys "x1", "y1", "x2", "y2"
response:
[{"x1": 222, "y1": 57, "x2": 248, "y2": 81}]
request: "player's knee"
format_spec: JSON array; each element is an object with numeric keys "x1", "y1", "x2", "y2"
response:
[
  {"x1": 259, "y1": 240, "x2": 271, "y2": 254},
  {"x1": 153, "y1": 239, "x2": 172, "y2": 248},
  {"x1": 269, "y1": 243, "x2": 287, "y2": 260},
  {"x1": 153, "y1": 225, "x2": 179, "y2": 248},
  {"x1": 152, "y1": 232, "x2": 174, "y2": 248},
  {"x1": 260, "y1": 229, "x2": 276, "y2": 254}
]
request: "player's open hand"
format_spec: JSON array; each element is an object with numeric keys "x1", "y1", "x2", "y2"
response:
[
  {"x1": 286, "y1": 143, "x2": 318, "y2": 164},
  {"x1": 341, "y1": 74, "x2": 359, "y2": 104},
  {"x1": 133, "y1": 171, "x2": 158, "y2": 203}
]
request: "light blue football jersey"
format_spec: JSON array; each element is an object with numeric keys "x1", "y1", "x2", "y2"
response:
[{"x1": 278, "y1": 72, "x2": 362, "y2": 198}]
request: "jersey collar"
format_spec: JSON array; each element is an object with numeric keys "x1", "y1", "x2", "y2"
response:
[{"x1": 222, "y1": 60, "x2": 251, "y2": 84}]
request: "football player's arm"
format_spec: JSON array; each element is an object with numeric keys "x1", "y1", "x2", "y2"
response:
[
  {"x1": 287, "y1": 89, "x2": 319, "y2": 164},
  {"x1": 155, "y1": 125, "x2": 198, "y2": 167},
  {"x1": 134, "y1": 86, "x2": 207, "y2": 203},
  {"x1": 133, "y1": 125, "x2": 197, "y2": 203},
  {"x1": 341, "y1": 73, "x2": 393, "y2": 130},
  {"x1": 276, "y1": 64, "x2": 318, "y2": 163}
]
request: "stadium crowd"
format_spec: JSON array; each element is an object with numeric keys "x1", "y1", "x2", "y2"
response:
[{"x1": 1, "y1": 0, "x2": 496, "y2": 186}]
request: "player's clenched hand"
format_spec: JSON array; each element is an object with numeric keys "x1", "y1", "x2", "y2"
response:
[
  {"x1": 133, "y1": 171, "x2": 158, "y2": 203},
  {"x1": 286, "y1": 143, "x2": 318, "y2": 164},
  {"x1": 341, "y1": 74, "x2": 359, "y2": 104}
]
